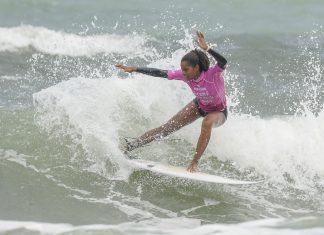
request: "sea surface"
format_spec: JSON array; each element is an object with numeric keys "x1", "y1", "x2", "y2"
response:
[{"x1": 1, "y1": 0, "x2": 324, "y2": 234}]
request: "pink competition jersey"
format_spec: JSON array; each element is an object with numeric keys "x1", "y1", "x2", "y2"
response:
[{"x1": 167, "y1": 65, "x2": 227, "y2": 112}]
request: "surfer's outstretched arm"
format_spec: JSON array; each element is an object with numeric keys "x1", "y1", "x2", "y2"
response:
[
  {"x1": 115, "y1": 64, "x2": 168, "y2": 78},
  {"x1": 207, "y1": 49, "x2": 227, "y2": 69},
  {"x1": 136, "y1": 67, "x2": 168, "y2": 78},
  {"x1": 196, "y1": 31, "x2": 227, "y2": 69}
]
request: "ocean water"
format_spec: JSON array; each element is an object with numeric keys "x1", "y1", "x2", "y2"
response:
[{"x1": 1, "y1": 0, "x2": 324, "y2": 234}]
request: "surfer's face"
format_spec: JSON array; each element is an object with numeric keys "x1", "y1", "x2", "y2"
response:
[{"x1": 180, "y1": 61, "x2": 201, "y2": 80}]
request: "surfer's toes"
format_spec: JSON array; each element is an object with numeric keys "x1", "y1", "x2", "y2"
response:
[
  {"x1": 119, "y1": 138, "x2": 129, "y2": 153},
  {"x1": 120, "y1": 138, "x2": 135, "y2": 153}
]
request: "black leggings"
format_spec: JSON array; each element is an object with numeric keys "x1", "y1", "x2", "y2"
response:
[{"x1": 193, "y1": 98, "x2": 228, "y2": 119}]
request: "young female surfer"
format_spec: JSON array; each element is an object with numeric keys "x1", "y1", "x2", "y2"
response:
[{"x1": 116, "y1": 31, "x2": 227, "y2": 173}]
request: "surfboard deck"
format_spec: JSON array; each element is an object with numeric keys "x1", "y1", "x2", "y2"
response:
[{"x1": 129, "y1": 159, "x2": 261, "y2": 185}]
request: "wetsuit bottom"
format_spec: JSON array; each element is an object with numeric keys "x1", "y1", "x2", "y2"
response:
[{"x1": 193, "y1": 98, "x2": 228, "y2": 119}]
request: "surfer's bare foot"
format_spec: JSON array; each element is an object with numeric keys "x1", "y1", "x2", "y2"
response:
[
  {"x1": 187, "y1": 160, "x2": 198, "y2": 173},
  {"x1": 119, "y1": 138, "x2": 131, "y2": 154},
  {"x1": 120, "y1": 138, "x2": 142, "y2": 153}
]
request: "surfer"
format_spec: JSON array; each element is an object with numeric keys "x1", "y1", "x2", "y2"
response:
[{"x1": 116, "y1": 31, "x2": 227, "y2": 173}]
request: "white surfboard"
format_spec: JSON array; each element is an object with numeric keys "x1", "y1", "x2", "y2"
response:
[{"x1": 130, "y1": 159, "x2": 261, "y2": 185}]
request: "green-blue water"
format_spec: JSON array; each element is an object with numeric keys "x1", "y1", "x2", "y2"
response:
[{"x1": 1, "y1": 1, "x2": 324, "y2": 234}]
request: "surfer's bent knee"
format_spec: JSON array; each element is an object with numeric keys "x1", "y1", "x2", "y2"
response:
[
  {"x1": 213, "y1": 116, "x2": 225, "y2": 128},
  {"x1": 202, "y1": 112, "x2": 227, "y2": 129},
  {"x1": 202, "y1": 118, "x2": 214, "y2": 131}
]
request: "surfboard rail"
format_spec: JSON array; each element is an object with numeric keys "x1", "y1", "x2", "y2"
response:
[{"x1": 129, "y1": 159, "x2": 262, "y2": 185}]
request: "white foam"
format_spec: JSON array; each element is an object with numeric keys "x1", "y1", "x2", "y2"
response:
[
  {"x1": 0, "y1": 218, "x2": 322, "y2": 235},
  {"x1": 0, "y1": 75, "x2": 22, "y2": 81},
  {"x1": 31, "y1": 27, "x2": 324, "y2": 188},
  {"x1": 211, "y1": 112, "x2": 324, "y2": 186},
  {"x1": 1, "y1": 149, "x2": 36, "y2": 170},
  {"x1": 0, "y1": 25, "x2": 150, "y2": 57},
  {"x1": 33, "y1": 75, "x2": 324, "y2": 189}
]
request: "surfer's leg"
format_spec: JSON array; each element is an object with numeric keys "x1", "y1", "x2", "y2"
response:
[
  {"x1": 192, "y1": 111, "x2": 226, "y2": 161},
  {"x1": 126, "y1": 100, "x2": 201, "y2": 151}
]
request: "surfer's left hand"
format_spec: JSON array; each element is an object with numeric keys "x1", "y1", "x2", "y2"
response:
[
  {"x1": 187, "y1": 160, "x2": 198, "y2": 173},
  {"x1": 196, "y1": 31, "x2": 208, "y2": 51}
]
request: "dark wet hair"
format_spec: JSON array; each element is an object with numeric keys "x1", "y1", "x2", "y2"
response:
[{"x1": 181, "y1": 49, "x2": 210, "y2": 72}]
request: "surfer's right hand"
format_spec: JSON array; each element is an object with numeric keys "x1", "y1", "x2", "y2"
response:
[
  {"x1": 187, "y1": 160, "x2": 198, "y2": 173},
  {"x1": 115, "y1": 64, "x2": 136, "y2": 73}
]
